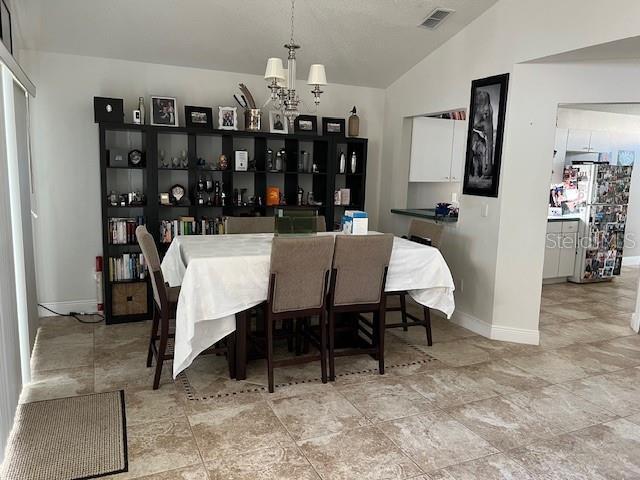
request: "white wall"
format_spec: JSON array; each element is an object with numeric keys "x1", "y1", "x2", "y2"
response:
[
  {"x1": 381, "y1": 0, "x2": 640, "y2": 343},
  {"x1": 19, "y1": 50, "x2": 385, "y2": 312},
  {"x1": 556, "y1": 108, "x2": 640, "y2": 260}
]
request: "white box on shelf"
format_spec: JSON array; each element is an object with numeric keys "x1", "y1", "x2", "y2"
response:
[
  {"x1": 342, "y1": 210, "x2": 368, "y2": 235},
  {"x1": 235, "y1": 150, "x2": 248, "y2": 171}
]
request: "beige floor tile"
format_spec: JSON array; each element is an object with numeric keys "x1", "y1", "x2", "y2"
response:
[
  {"x1": 268, "y1": 389, "x2": 369, "y2": 441},
  {"x1": 401, "y1": 368, "x2": 497, "y2": 408},
  {"x1": 187, "y1": 397, "x2": 293, "y2": 459},
  {"x1": 378, "y1": 410, "x2": 498, "y2": 473},
  {"x1": 117, "y1": 417, "x2": 202, "y2": 479},
  {"x1": 426, "y1": 453, "x2": 536, "y2": 480},
  {"x1": 19, "y1": 367, "x2": 94, "y2": 403},
  {"x1": 510, "y1": 419, "x2": 640, "y2": 480},
  {"x1": 457, "y1": 360, "x2": 550, "y2": 395},
  {"x1": 30, "y1": 341, "x2": 93, "y2": 373},
  {"x1": 299, "y1": 425, "x2": 422, "y2": 480},
  {"x1": 504, "y1": 343, "x2": 634, "y2": 384},
  {"x1": 133, "y1": 464, "x2": 210, "y2": 480},
  {"x1": 447, "y1": 386, "x2": 615, "y2": 451},
  {"x1": 540, "y1": 302, "x2": 597, "y2": 321},
  {"x1": 35, "y1": 324, "x2": 94, "y2": 346},
  {"x1": 416, "y1": 338, "x2": 493, "y2": 367},
  {"x1": 206, "y1": 446, "x2": 319, "y2": 480},
  {"x1": 124, "y1": 383, "x2": 187, "y2": 426},
  {"x1": 337, "y1": 377, "x2": 438, "y2": 423},
  {"x1": 560, "y1": 367, "x2": 640, "y2": 417}
]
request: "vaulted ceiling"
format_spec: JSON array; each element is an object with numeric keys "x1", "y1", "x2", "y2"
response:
[{"x1": 13, "y1": 0, "x2": 497, "y2": 88}]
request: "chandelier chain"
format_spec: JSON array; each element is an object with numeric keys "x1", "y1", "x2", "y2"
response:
[{"x1": 290, "y1": 0, "x2": 296, "y2": 45}]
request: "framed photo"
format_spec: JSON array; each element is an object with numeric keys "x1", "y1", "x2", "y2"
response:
[
  {"x1": 294, "y1": 115, "x2": 317, "y2": 135},
  {"x1": 322, "y1": 117, "x2": 345, "y2": 136},
  {"x1": 150, "y1": 96, "x2": 178, "y2": 127},
  {"x1": 185, "y1": 106, "x2": 213, "y2": 129},
  {"x1": 0, "y1": 0, "x2": 11, "y2": 54},
  {"x1": 218, "y1": 106, "x2": 238, "y2": 130},
  {"x1": 463, "y1": 73, "x2": 509, "y2": 198},
  {"x1": 269, "y1": 111, "x2": 288, "y2": 134}
]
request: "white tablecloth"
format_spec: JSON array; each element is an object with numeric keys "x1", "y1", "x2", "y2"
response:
[{"x1": 162, "y1": 232, "x2": 455, "y2": 377}]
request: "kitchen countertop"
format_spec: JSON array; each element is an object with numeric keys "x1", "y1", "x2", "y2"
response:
[
  {"x1": 391, "y1": 208, "x2": 458, "y2": 223},
  {"x1": 547, "y1": 215, "x2": 581, "y2": 222}
]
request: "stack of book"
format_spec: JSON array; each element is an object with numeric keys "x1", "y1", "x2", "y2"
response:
[
  {"x1": 160, "y1": 216, "x2": 225, "y2": 243},
  {"x1": 109, "y1": 217, "x2": 145, "y2": 244},
  {"x1": 109, "y1": 253, "x2": 147, "y2": 281}
]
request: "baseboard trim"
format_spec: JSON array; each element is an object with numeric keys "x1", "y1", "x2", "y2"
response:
[
  {"x1": 623, "y1": 256, "x2": 640, "y2": 267},
  {"x1": 38, "y1": 299, "x2": 97, "y2": 317},
  {"x1": 451, "y1": 310, "x2": 539, "y2": 345}
]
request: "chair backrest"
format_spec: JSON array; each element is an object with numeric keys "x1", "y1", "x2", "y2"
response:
[
  {"x1": 408, "y1": 219, "x2": 444, "y2": 248},
  {"x1": 226, "y1": 216, "x2": 275, "y2": 234},
  {"x1": 268, "y1": 235, "x2": 335, "y2": 313},
  {"x1": 135, "y1": 225, "x2": 165, "y2": 307},
  {"x1": 331, "y1": 234, "x2": 394, "y2": 306}
]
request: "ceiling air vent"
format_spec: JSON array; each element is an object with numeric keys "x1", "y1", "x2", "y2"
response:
[{"x1": 419, "y1": 8, "x2": 454, "y2": 29}]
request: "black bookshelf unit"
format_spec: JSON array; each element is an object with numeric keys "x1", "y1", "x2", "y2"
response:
[{"x1": 99, "y1": 122, "x2": 368, "y2": 324}]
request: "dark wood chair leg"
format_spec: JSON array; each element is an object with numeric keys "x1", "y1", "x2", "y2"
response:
[
  {"x1": 235, "y1": 310, "x2": 248, "y2": 381},
  {"x1": 267, "y1": 314, "x2": 275, "y2": 393},
  {"x1": 319, "y1": 310, "x2": 328, "y2": 384},
  {"x1": 285, "y1": 319, "x2": 294, "y2": 352},
  {"x1": 147, "y1": 305, "x2": 159, "y2": 368},
  {"x1": 378, "y1": 305, "x2": 386, "y2": 375},
  {"x1": 424, "y1": 306, "x2": 433, "y2": 346},
  {"x1": 400, "y1": 293, "x2": 408, "y2": 331},
  {"x1": 227, "y1": 333, "x2": 236, "y2": 379},
  {"x1": 303, "y1": 317, "x2": 310, "y2": 354},
  {"x1": 295, "y1": 318, "x2": 303, "y2": 356},
  {"x1": 328, "y1": 309, "x2": 336, "y2": 381},
  {"x1": 153, "y1": 310, "x2": 169, "y2": 390}
]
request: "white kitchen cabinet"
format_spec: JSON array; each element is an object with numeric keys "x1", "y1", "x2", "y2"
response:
[
  {"x1": 566, "y1": 129, "x2": 592, "y2": 152},
  {"x1": 543, "y1": 220, "x2": 578, "y2": 280},
  {"x1": 450, "y1": 120, "x2": 467, "y2": 182},
  {"x1": 409, "y1": 116, "x2": 466, "y2": 183},
  {"x1": 589, "y1": 130, "x2": 611, "y2": 153}
]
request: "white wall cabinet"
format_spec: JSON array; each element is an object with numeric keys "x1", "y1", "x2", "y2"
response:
[
  {"x1": 409, "y1": 116, "x2": 466, "y2": 183},
  {"x1": 566, "y1": 128, "x2": 611, "y2": 153},
  {"x1": 543, "y1": 220, "x2": 578, "y2": 280}
]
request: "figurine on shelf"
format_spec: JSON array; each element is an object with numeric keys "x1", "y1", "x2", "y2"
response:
[
  {"x1": 159, "y1": 150, "x2": 170, "y2": 168},
  {"x1": 218, "y1": 154, "x2": 228, "y2": 171},
  {"x1": 266, "y1": 148, "x2": 275, "y2": 172},
  {"x1": 179, "y1": 150, "x2": 188, "y2": 168},
  {"x1": 171, "y1": 156, "x2": 180, "y2": 168}
]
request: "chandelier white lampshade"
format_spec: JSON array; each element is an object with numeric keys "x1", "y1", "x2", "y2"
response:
[
  {"x1": 307, "y1": 64, "x2": 327, "y2": 86},
  {"x1": 264, "y1": 58, "x2": 285, "y2": 81}
]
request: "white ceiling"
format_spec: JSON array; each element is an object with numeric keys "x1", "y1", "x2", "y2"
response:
[{"x1": 13, "y1": 0, "x2": 497, "y2": 88}]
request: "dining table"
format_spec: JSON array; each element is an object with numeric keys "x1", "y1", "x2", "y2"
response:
[{"x1": 161, "y1": 231, "x2": 456, "y2": 379}]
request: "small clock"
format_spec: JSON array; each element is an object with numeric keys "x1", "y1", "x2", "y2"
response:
[
  {"x1": 170, "y1": 184, "x2": 186, "y2": 204},
  {"x1": 128, "y1": 149, "x2": 144, "y2": 167}
]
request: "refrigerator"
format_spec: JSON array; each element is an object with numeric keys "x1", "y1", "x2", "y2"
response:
[{"x1": 564, "y1": 164, "x2": 633, "y2": 283}]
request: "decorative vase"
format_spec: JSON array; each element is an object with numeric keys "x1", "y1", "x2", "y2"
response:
[{"x1": 348, "y1": 106, "x2": 359, "y2": 137}]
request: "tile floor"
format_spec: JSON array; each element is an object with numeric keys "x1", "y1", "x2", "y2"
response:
[{"x1": 13, "y1": 267, "x2": 640, "y2": 479}]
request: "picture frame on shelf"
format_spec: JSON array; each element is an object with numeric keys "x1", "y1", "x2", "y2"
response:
[
  {"x1": 185, "y1": 106, "x2": 213, "y2": 129},
  {"x1": 462, "y1": 73, "x2": 509, "y2": 198},
  {"x1": 294, "y1": 115, "x2": 317, "y2": 135},
  {"x1": 150, "y1": 96, "x2": 178, "y2": 127},
  {"x1": 269, "y1": 111, "x2": 288, "y2": 134},
  {"x1": 218, "y1": 106, "x2": 238, "y2": 130},
  {"x1": 322, "y1": 117, "x2": 345, "y2": 136}
]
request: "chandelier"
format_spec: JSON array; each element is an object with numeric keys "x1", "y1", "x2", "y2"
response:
[{"x1": 264, "y1": 0, "x2": 327, "y2": 126}]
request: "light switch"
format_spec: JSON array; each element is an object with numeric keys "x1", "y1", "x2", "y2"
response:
[{"x1": 481, "y1": 204, "x2": 489, "y2": 217}]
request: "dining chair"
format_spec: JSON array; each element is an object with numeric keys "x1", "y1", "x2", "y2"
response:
[
  {"x1": 385, "y1": 219, "x2": 443, "y2": 346},
  {"x1": 135, "y1": 225, "x2": 235, "y2": 389},
  {"x1": 315, "y1": 216, "x2": 326, "y2": 232},
  {"x1": 327, "y1": 234, "x2": 394, "y2": 380},
  {"x1": 225, "y1": 216, "x2": 275, "y2": 234},
  {"x1": 263, "y1": 235, "x2": 334, "y2": 392}
]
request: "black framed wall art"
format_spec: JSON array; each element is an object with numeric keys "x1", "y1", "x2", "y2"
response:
[
  {"x1": 321, "y1": 117, "x2": 345, "y2": 136},
  {"x1": 463, "y1": 73, "x2": 509, "y2": 197},
  {"x1": 294, "y1": 115, "x2": 317, "y2": 135},
  {"x1": 150, "y1": 96, "x2": 178, "y2": 127},
  {"x1": 184, "y1": 106, "x2": 213, "y2": 129}
]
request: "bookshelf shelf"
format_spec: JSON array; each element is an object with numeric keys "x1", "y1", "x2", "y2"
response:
[{"x1": 99, "y1": 122, "x2": 367, "y2": 324}]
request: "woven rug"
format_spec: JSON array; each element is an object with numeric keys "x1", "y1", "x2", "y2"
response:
[
  {"x1": 1, "y1": 391, "x2": 128, "y2": 480},
  {"x1": 178, "y1": 334, "x2": 438, "y2": 401}
]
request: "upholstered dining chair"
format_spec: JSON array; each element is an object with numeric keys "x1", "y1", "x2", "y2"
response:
[
  {"x1": 263, "y1": 235, "x2": 335, "y2": 392},
  {"x1": 135, "y1": 225, "x2": 235, "y2": 389},
  {"x1": 225, "y1": 216, "x2": 275, "y2": 234},
  {"x1": 385, "y1": 219, "x2": 444, "y2": 346},
  {"x1": 327, "y1": 234, "x2": 394, "y2": 380}
]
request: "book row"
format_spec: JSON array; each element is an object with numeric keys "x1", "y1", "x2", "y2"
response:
[
  {"x1": 109, "y1": 217, "x2": 145, "y2": 245},
  {"x1": 109, "y1": 253, "x2": 147, "y2": 282},
  {"x1": 160, "y1": 216, "x2": 226, "y2": 243}
]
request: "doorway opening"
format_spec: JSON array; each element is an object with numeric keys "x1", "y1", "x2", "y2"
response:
[{"x1": 540, "y1": 103, "x2": 639, "y2": 336}]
